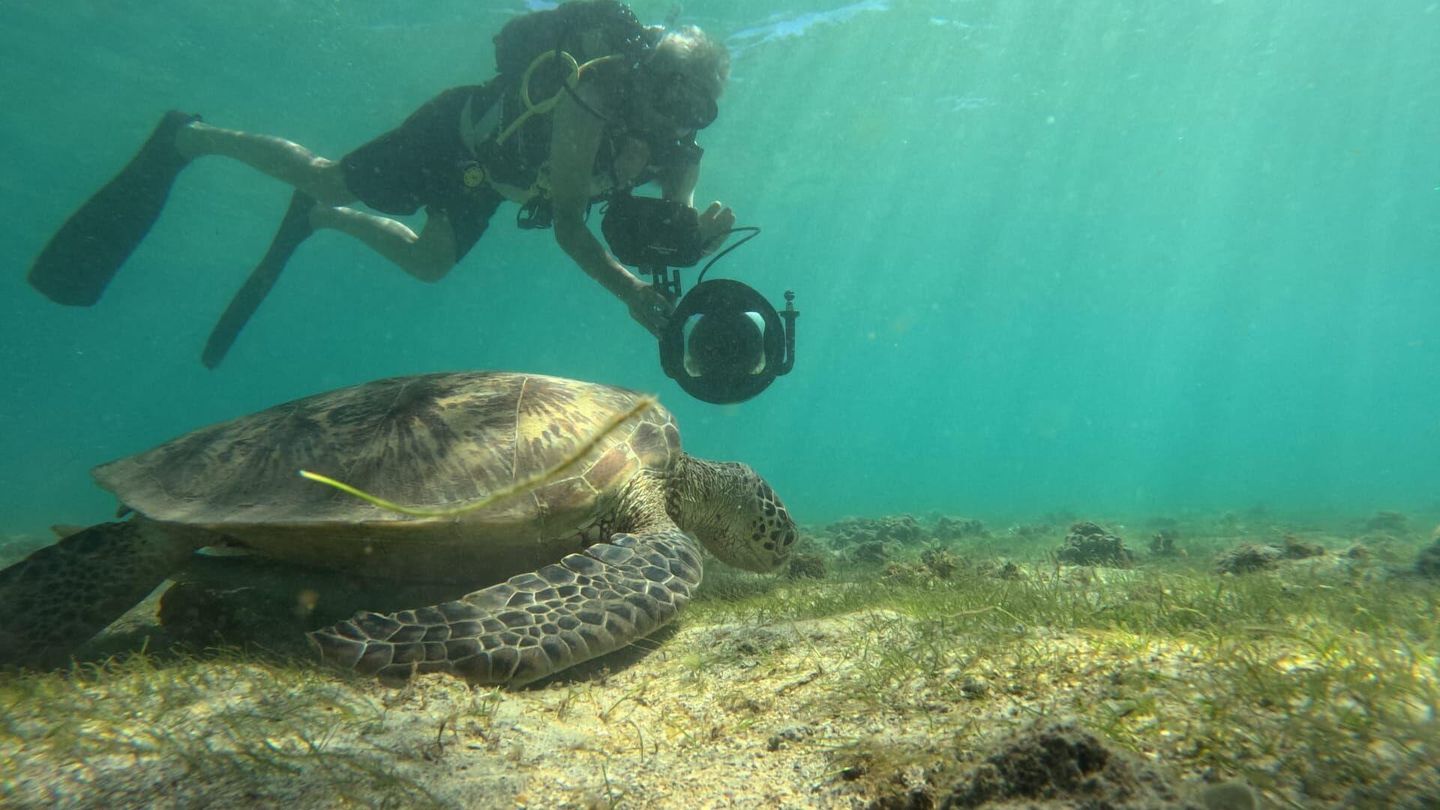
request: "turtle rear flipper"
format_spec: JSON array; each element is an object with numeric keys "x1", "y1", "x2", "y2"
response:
[
  {"x1": 0, "y1": 521, "x2": 196, "y2": 669},
  {"x1": 309, "y1": 529, "x2": 704, "y2": 688}
]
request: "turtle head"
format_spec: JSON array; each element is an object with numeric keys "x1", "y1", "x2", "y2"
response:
[{"x1": 672, "y1": 456, "x2": 796, "y2": 573}]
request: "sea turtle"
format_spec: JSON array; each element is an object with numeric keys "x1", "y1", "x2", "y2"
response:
[{"x1": 0, "y1": 371, "x2": 796, "y2": 686}]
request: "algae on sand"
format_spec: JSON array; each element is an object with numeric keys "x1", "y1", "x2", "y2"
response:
[{"x1": 2, "y1": 512, "x2": 1439, "y2": 808}]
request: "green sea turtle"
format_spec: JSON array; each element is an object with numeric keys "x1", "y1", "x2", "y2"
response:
[{"x1": 0, "y1": 371, "x2": 796, "y2": 686}]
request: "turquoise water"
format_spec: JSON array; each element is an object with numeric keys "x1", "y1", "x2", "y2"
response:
[{"x1": 2, "y1": 0, "x2": 1438, "y2": 536}]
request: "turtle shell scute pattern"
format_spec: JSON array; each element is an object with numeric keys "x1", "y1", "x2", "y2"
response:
[{"x1": 92, "y1": 372, "x2": 678, "y2": 527}]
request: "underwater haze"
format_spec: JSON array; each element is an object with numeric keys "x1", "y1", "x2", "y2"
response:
[{"x1": 2, "y1": 0, "x2": 1439, "y2": 537}]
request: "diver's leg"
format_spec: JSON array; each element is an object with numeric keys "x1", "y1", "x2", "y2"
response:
[
  {"x1": 202, "y1": 189, "x2": 322, "y2": 368},
  {"x1": 29, "y1": 114, "x2": 363, "y2": 307},
  {"x1": 175, "y1": 122, "x2": 355, "y2": 205},
  {"x1": 203, "y1": 141, "x2": 478, "y2": 365},
  {"x1": 309, "y1": 206, "x2": 460, "y2": 283},
  {"x1": 202, "y1": 191, "x2": 448, "y2": 367},
  {"x1": 29, "y1": 111, "x2": 200, "y2": 306}
]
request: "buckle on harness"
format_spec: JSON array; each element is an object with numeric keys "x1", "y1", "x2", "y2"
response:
[
  {"x1": 461, "y1": 162, "x2": 486, "y2": 189},
  {"x1": 517, "y1": 197, "x2": 555, "y2": 229}
]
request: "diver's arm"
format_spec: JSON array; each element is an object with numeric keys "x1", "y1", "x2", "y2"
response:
[
  {"x1": 657, "y1": 161, "x2": 699, "y2": 207},
  {"x1": 659, "y1": 160, "x2": 735, "y2": 254},
  {"x1": 549, "y1": 87, "x2": 669, "y2": 335}
]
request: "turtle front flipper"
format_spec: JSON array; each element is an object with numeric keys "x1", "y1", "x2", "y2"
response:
[
  {"x1": 309, "y1": 529, "x2": 703, "y2": 687},
  {"x1": 0, "y1": 520, "x2": 197, "y2": 668}
]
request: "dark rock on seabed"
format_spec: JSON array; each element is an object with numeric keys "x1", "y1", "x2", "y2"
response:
[{"x1": 1056, "y1": 522, "x2": 1135, "y2": 568}]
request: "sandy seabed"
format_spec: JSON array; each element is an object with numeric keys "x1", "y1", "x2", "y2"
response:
[{"x1": 3, "y1": 510, "x2": 1438, "y2": 809}]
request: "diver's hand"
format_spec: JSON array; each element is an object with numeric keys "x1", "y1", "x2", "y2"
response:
[
  {"x1": 697, "y1": 201, "x2": 735, "y2": 254},
  {"x1": 625, "y1": 284, "x2": 674, "y2": 338}
]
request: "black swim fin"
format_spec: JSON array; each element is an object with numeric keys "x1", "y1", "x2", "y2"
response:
[
  {"x1": 201, "y1": 190, "x2": 316, "y2": 369},
  {"x1": 28, "y1": 110, "x2": 200, "y2": 306}
]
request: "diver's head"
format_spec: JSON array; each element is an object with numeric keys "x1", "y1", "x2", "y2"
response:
[{"x1": 640, "y1": 26, "x2": 729, "y2": 135}]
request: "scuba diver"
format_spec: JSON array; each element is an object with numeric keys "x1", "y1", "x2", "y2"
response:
[{"x1": 27, "y1": 0, "x2": 735, "y2": 366}]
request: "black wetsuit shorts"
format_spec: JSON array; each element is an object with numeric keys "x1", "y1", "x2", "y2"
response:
[{"x1": 340, "y1": 85, "x2": 505, "y2": 262}]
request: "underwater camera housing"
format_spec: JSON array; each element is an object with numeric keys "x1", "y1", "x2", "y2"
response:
[{"x1": 601, "y1": 194, "x2": 797, "y2": 404}]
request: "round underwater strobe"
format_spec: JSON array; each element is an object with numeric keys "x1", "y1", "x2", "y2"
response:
[
  {"x1": 598, "y1": 192, "x2": 800, "y2": 403},
  {"x1": 659, "y1": 279, "x2": 798, "y2": 404}
]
